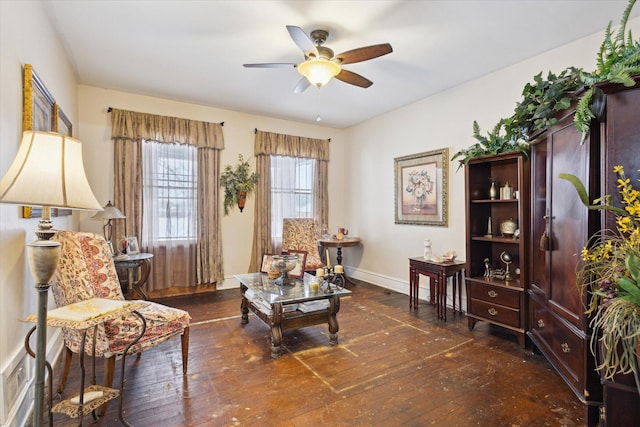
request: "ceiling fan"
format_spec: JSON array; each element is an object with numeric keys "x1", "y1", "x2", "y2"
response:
[{"x1": 243, "y1": 25, "x2": 393, "y2": 93}]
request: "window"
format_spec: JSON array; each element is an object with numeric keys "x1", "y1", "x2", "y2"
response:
[
  {"x1": 270, "y1": 155, "x2": 315, "y2": 246},
  {"x1": 142, "y1": 141, "x2": 197, "y2": 243}
]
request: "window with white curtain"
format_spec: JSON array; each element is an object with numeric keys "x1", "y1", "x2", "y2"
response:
[
  {"x1": 141, "y1": 140, "x2": 197, "y2": 245},
  {"x1": 270, "y1": 155, "x2": 315, "y2": 247}
]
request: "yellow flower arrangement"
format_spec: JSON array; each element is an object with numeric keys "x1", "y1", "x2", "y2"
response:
[{"x1": 560, "y1": 166, "x2": 640, "y2": 392}]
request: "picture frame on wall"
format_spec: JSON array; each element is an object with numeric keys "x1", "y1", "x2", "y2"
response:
[
  {"x1": 54, "y1": 103, "x2": 73, "y2": 137},
  {"x1": 23, "y1": 64, "x2": 55, "y2": 133},
  {"x1": 21, "y1": 65, "x2": 74, "y2": 218},
  {"x1": 394, "y1": 148, "x2": 449, "y2": 226}
]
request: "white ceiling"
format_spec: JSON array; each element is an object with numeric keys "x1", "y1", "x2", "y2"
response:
[{"x1": 42, "y1": 0, "x2": 638, "y2": 129}]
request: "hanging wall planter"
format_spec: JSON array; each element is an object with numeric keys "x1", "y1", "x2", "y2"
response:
[{"x1": 220, "y1": 154, "x2": 259, "y2": 215}]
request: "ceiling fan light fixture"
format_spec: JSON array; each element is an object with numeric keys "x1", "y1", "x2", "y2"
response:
[{"x1": 297, "y1": 59, "x2": 341, "y2": 87}]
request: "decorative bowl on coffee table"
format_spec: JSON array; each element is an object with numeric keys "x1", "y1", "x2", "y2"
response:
[{"x1": 271, "y1": 254, "x2": 298, "y2": 286}]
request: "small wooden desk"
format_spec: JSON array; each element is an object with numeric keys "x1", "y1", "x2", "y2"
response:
[
  {"x1": 409, "y1": 257, "x2": 466, "y2": 321},
  {"x1": 113, "y1": 253, "x2": 153, "y2": 300},
  {"x1": 318, "y1": 237, "x2": 361, "y2": 284}
]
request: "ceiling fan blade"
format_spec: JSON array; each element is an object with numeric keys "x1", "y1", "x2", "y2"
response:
[
  {"x1": 293, "y1": 77, "x2": 311, "y2": 94},
  {"x1": 286, "y1": 25, "x2": 319, "y2": 59},
  {"x1": 334, "y1": 43, "x2": 393, "y2": 64},
  {"x1": 335, "y1": 69, "x2": 373, "y2": 88},
  {"x1": 243, "y1": 63, "x2": 297, "y2": 68}
]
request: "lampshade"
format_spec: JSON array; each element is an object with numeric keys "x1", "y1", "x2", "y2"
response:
[
  {"x1": 0, "y1": 131, "x2": 102, "y2": 211},
  {"x1": 297, "y1": 58, "x2": 341, "y2": 87},
  {"x1": 0, "y1": 130, "x2": 102, "y2": 427},
  {"x1": 91, "y1": 200, "x2": 125, "y2": 221}
]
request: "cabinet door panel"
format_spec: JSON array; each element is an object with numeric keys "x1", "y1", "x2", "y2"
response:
[
  {"x1": 530, "y1": 138, "x2": 547, "y2": 297},
  {"x1": 548, "y1": 122, "x2": 589, "y2": 327}
]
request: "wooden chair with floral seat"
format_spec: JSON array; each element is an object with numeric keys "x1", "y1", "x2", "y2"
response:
[
  {"x1": 49, "y1": 230, "x2": 190, "y2": 405},
  {"x1": 281, "y1": 218, "x2": 324, "y2": 272}
]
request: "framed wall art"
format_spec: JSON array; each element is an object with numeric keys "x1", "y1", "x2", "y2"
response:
[
  {"x1": 394, "y1": 148, "x2": 449, "y2": 226},
  {"x1": 23, "y1": 64, "x2": 55, "y2": 132},
  {"x1": 21, "y1": 65, "x2": 74, "y2": 218}
]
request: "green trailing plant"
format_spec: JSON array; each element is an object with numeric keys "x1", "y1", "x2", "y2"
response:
[
  {"x1": 451, "y1": 119, "x2": 529, "y2": 169},
  {"x1": 575, "y1": 0, "x2": 640, "y2": 143},
  {"x1": 220, "y1": 154, "x2": 259, "y2": 215},
  {"x1": 454, "y1": 0, "x2": 639, "y2": 167},
  {"x1": 511, "y1": 67, "x2": 583, "y2": 136}
]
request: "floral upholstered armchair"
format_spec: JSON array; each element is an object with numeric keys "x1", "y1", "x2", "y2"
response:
[
  {"x1": 281, "y1": 218, "x2": 323, "y2": 271},
  {"x1": 50, "y1": 230, "x2": 190, "y2": 395}
]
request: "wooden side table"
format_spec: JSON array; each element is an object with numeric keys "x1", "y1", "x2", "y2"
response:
[
  {"x1": 318, "y1": 237, "x2": 361, "y2": 285},
  {"x1": 23, "y1": 298, "x2": 146, "y2": 426},
  {"x1": 113, "y1": 253, "x2": 153, "y2": 300},
  {"x1": 408, "y1": 257, "x2": 466, "y2": 321}
]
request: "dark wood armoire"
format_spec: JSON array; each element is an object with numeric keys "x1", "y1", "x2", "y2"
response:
[{"x1": 528, "y1": 77, "x2": 640, "y2": 427}]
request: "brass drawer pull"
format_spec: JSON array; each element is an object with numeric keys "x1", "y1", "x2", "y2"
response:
[
  {"x1": 561, "y1": 343, "x2": 570, "y2": 353},
  {"x1": 487, "y1": 290, "x2": 498, "y2": 298},
  {"x1": 537, "y1": 319, "x2": 545, "y2": 328},
  {"x1": 488, "y1": 308, "x2": 498, "y2": 316}
]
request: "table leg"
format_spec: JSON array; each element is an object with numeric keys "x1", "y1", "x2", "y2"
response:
[
  {"x1": 442, "y1": 273, "x2": 447, "y2": 321},
  {"x1": 409, "y1": 267, "x2": 415, "y2": 309},
  {"x1": 328, "y1": 295, "x2": 341, "y2": 345},
  {"x1": 130, "y1": 259, "x2": 151, "y2": 300},
  {"x1": 240, "y1": 287, "x2": 249, "y2": 324},
  {"x1": 270, "y1": 303, "x2": 283, "y2": 358},
  {"x1": 118, "y1": 311, "x2": 146, "y2": 427}
]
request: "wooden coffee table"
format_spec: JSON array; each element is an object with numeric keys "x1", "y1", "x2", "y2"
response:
[{"x1": 236, "y1": 272, "x2": 351, "y2": 358}]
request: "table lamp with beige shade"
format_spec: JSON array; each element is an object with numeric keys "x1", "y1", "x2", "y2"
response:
[
  {"x1": 91, "y1": 200, "x2": 126, "y2": 252},
  {"x1": 0, "y1": 131, "x2": 102, "y2": 427}
]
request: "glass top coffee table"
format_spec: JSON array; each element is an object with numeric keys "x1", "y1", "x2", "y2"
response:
[{"x1": 235, "y1": 272, "x2": 351, "y2": 358}]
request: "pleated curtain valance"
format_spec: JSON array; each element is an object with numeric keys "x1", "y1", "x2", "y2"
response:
[
  {"x1": 254, "y1": 130, "x2": 329, "y2": 161},
  {"x1": 110, "y1": 108, "x2": 224, "y2": 150}
]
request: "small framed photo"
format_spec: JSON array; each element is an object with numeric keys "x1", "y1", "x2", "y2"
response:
[
  {"x1": 126, "y1": 236, "x2": 140, "y2": 255},
  {"x1": 261, "y1": 254, "x2": 276, "y2": 273},
  {"x1": 286, "y1": 250, "x2": 307, "y2": 279}
]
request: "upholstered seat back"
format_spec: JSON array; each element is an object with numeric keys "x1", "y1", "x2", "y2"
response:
[{"x1": 281, "y1": 218, "x2": 323, "y2": 270}]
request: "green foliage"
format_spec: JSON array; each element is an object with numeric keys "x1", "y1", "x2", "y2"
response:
[
  {"x1": 575, "y1": 0, "x2": 640, "y2": 143},
  {"x1": 512, "y1": 67, "x2": 583, "y2": 136},
  {"x1": 220, "y1": 154, "x2": 259, "y2": 215},
  {"x1": 451, "y1": 119, "x2": 529, "y2": 169}
]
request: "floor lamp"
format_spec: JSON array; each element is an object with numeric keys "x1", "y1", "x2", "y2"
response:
[{"x1": 0, "y1": 131, "x2": 102, "y2": 427}]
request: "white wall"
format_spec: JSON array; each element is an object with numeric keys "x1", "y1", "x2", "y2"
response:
[
  {"x1": 344, "y1": 17, "x2": 640, "y2": 295},
  {"x1": 76, "y1": 87, "x2": 347, "y2": 286},
  {"x1": 0, "y1": 2, "x2": 79, "y2": 425}
]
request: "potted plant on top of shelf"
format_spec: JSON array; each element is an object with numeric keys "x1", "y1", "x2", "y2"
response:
[
  {"x1": 574, "y1": 0, "x2": 640, "y2": 143},
  {"x1": 220, "y1": 154, "x2": 259, "y2": 215},
  {"x1": 453, "y1": 0, "x2": 640, "y2": 167},
  {"x1": 560, "y1": 166, "x2": 640, "y2": 397}
]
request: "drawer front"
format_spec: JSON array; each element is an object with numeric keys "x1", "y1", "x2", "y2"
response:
[
  {"x1": 551, "y1": 319, "x2": 586, "y2": 389},
  {"x1": 469, "y1": 282, "x2": 520, "y2": 309},
  {"x1": 469, "y1": 299, "x2": 520, "y2": 328},
  {"x1": 529, "y1": 298, "x2": 553, "y2": 347}
]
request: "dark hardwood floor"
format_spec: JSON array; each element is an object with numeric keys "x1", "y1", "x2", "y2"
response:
[{"x1": 48, "y1": 280, "x2": 585, "y2": 426}]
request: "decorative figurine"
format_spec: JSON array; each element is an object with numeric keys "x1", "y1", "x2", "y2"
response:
[
  {"x1": 500, "y1": 251, "x2": 514, "y2": 281},
  {"x1": 484, "y1": 258, "x2": 492, "y2": 277}
]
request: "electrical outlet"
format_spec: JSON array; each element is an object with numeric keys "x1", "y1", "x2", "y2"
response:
[{"x1": 3, "y1": 354, "x2": 29, "y2": 413}]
